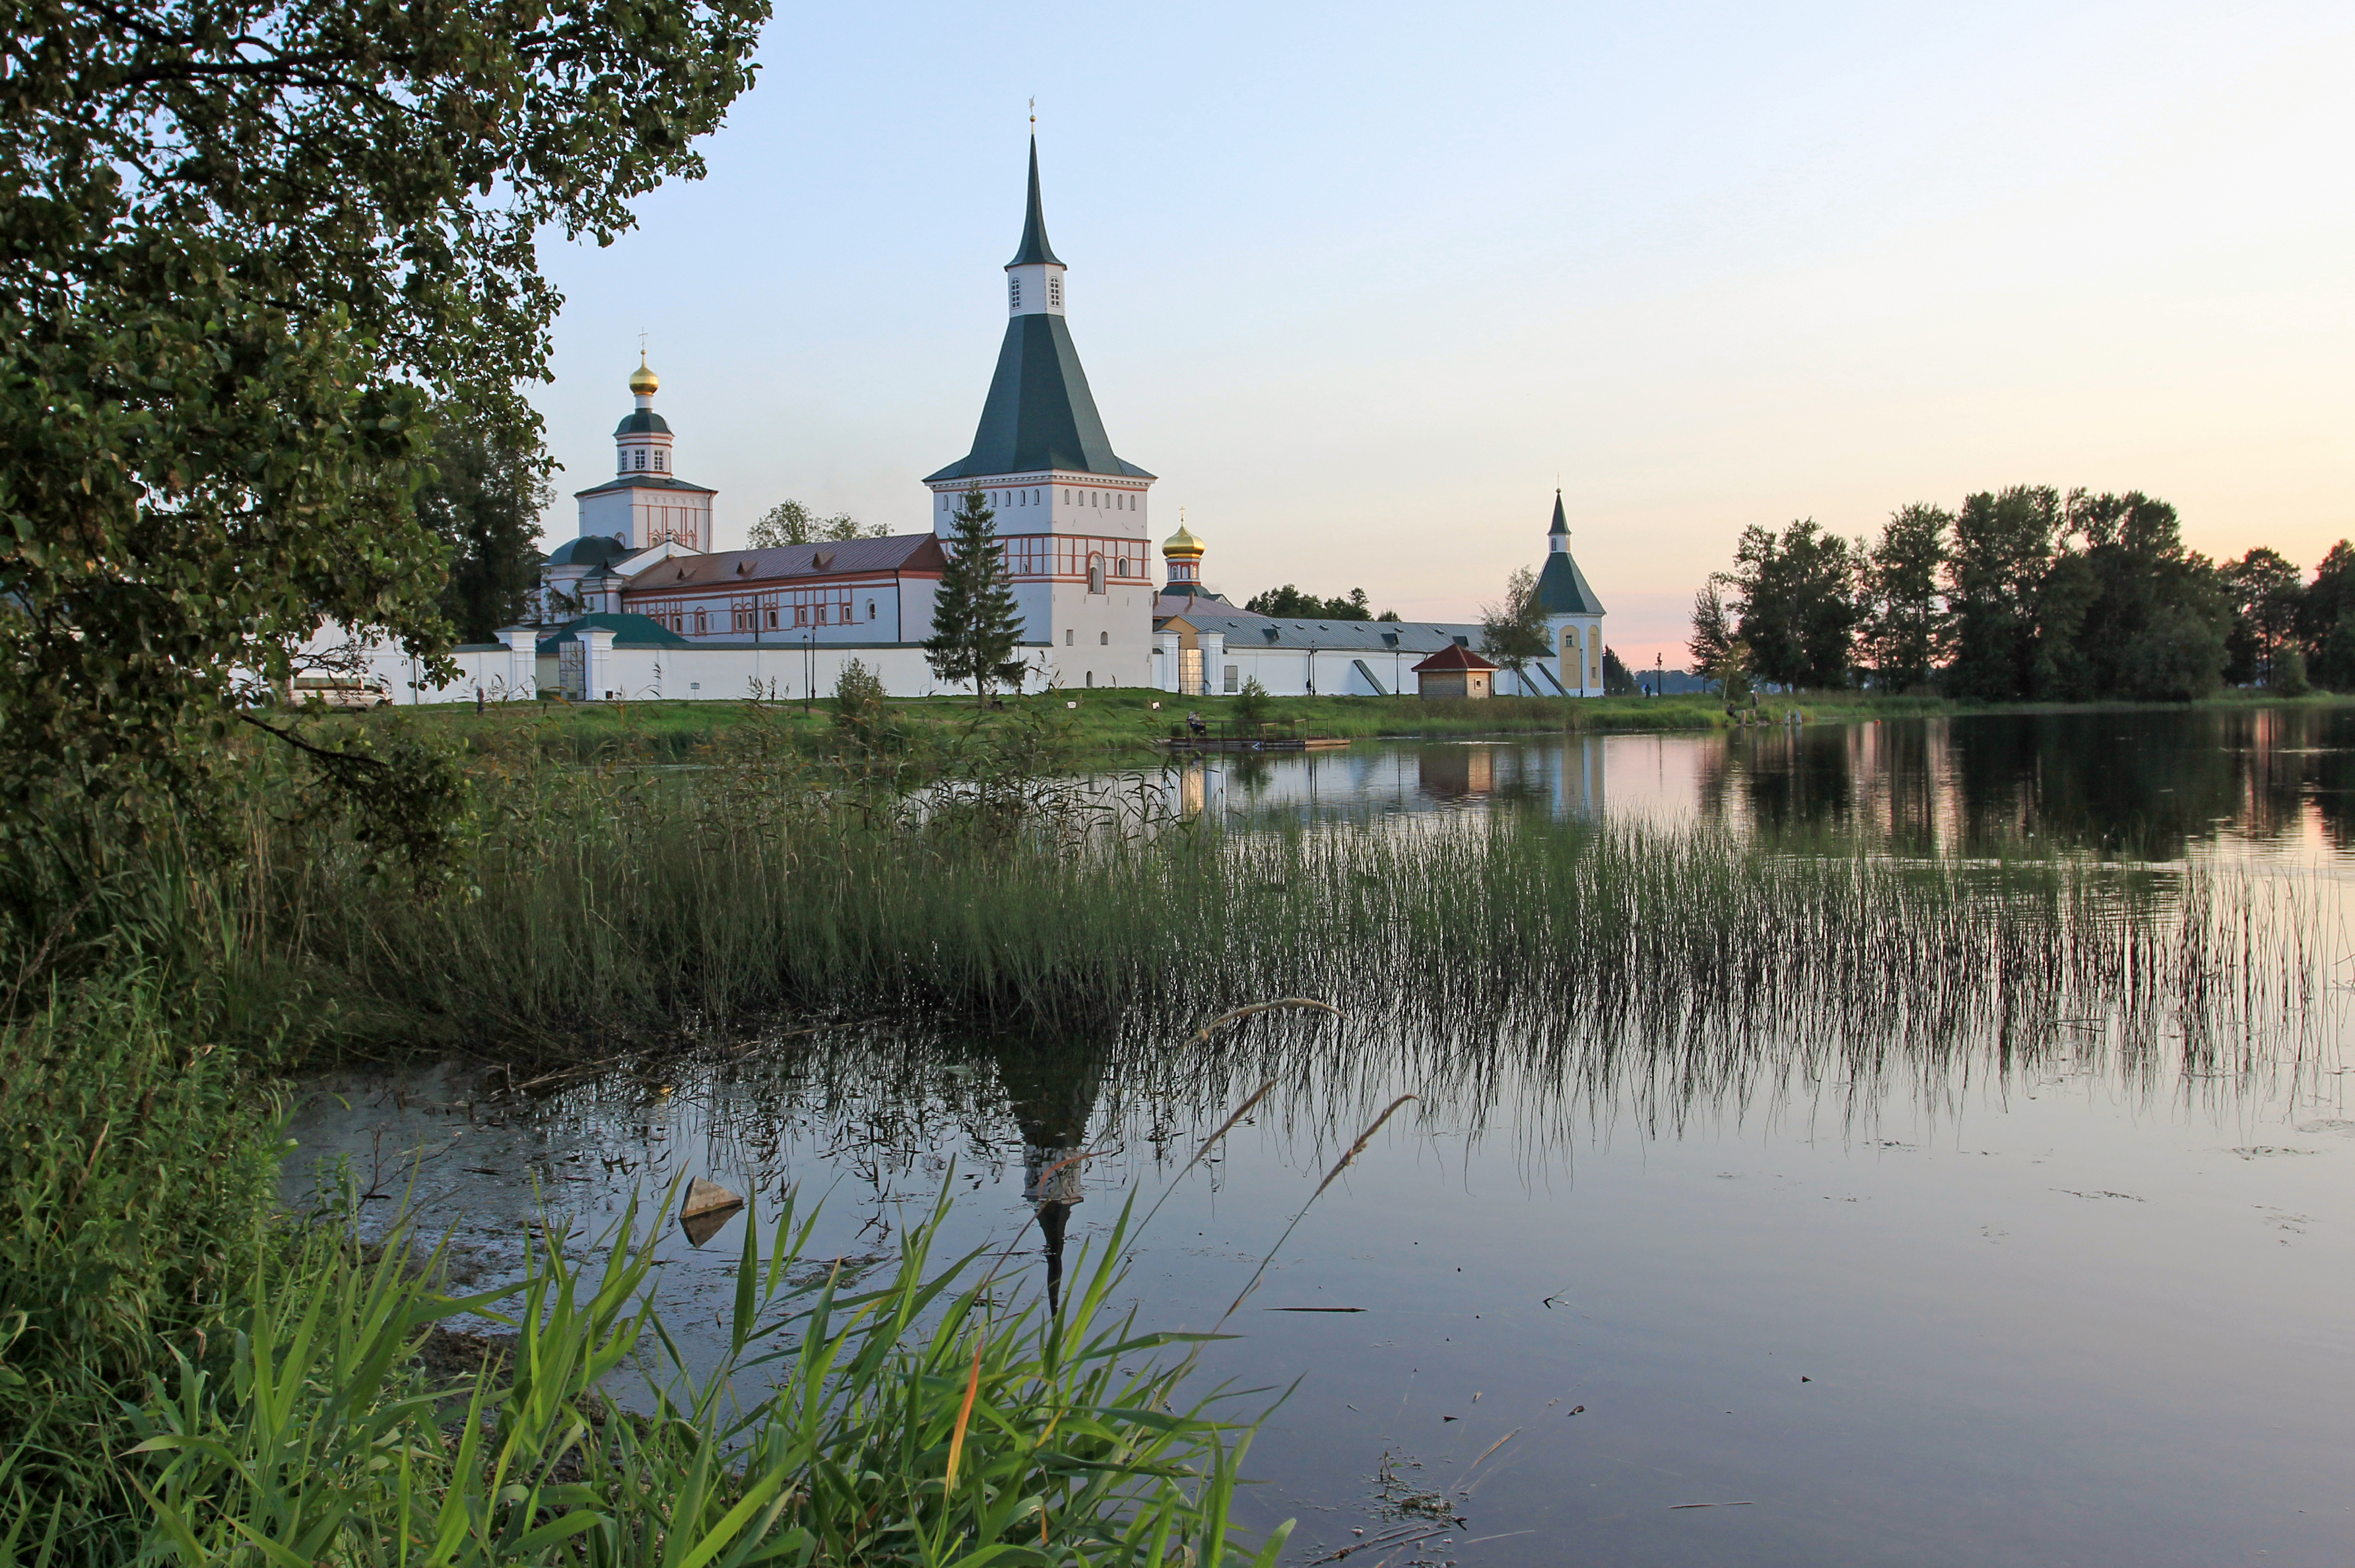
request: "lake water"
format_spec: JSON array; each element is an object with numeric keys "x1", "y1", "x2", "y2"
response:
[{"x1": 291, "y1": 705, "x2": 2355, "y2": 1568}]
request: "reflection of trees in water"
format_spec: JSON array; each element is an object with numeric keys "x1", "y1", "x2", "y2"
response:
[{"x1": 1688, "y1": 707, "x2": 2355, "y2": 860}]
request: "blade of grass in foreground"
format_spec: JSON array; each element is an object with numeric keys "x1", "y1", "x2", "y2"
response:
[{"x1": 117, "y1": 1181, "x2": 1290, "y2": 1567}]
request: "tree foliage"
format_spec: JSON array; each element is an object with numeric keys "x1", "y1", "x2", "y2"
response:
[
  {"x1": 0, "y1": 0, "x2": 769, "y2": 863},
  {"x1": 924, "y1": 490, "x2": 1030, "y2": 705},
  {"x1": 1477, "y1": 566, "x2": 1550, "y2": 678},
  {"x1": 416, "y1": 410, "x2": 553, "y2": 644},
  {"x1": 1688, "y1": 583, "x2": 1734, "y2": 676},
  {"x1": 1861, "y1": 504, "x2": 1950, "y2": 690},
  {"x1": 1244, "y1": 584, "x2": 1374, "y2": 620},
  {"x1": 750, "y1": 500, "x2": 884, "y2": 547},
  {"x1": 1719, "y1": 519, "x2": 1861, "y2": 690}
]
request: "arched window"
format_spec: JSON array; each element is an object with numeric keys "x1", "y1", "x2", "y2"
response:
[
  {"x1": 867, "y1": 600, "x2": 877, "y2": 620},
  {"x1": 766, "y1": 608, "x2": 778, "y2": 629},
  {"x1": 693, "y1": 608, "x2": 707, "y2": 634},
  {"x1": 1085, "y1": 670, "x2": 1094, "y2": 687},
  {"x1": 1088, "y1": 554, "x2": 1105, "y2": 595},
  {"x1": 1098, "y1": 630, "x2": 1109, "y2": 645}
]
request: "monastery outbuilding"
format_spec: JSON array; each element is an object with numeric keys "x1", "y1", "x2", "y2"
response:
[{"x1": 337, "y1": 139, "x2": 1611, "y2": 707}]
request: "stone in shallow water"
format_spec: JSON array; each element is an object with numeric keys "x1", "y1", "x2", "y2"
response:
[{"x1": 679, "y1": 1177, "x2": 745, "y2": 1246}]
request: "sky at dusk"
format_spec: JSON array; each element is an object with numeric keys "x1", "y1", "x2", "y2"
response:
[{"x1": 527, "y1": 0, "x2": 2354, "y2": 670}]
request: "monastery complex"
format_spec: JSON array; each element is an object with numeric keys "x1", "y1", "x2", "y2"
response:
[{"x1": 399, "y1": 141, "x2": 1608, "y2": 706}]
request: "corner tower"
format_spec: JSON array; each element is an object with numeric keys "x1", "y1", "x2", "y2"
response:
[
  {"x1": 924, "y1": 137, "x2": 1154, "y2": 690},
  {"x1": 1535, "y1": 490, "x2": 1607, "y2": 696}
]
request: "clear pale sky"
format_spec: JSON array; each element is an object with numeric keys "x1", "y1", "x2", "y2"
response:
[{"x1": 529, "y1": 0, "x2": 2354, "y2": 670}]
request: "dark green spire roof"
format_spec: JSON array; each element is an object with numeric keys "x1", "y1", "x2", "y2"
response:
[
  {"x1": 1537, "y1": 494, "x2": 1605, "y2": 616},
  {"x1": 925, "y1": 315, "x2": 1152, "y2": 481},
  {"x1": 1007, "y1": 137, "x2": 1063, "y2": 268}
]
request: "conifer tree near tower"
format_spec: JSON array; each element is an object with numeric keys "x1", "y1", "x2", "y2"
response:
[{"x1": 925, "y1": 490, "x2": 1032, "y2": 705}]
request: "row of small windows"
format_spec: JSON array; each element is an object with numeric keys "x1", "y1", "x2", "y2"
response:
[
  {"x1": 625, "y1": 447, "x2": 667, "y2": 473},
  {"x1": 659, "y1": 599, "x2": 881, "y2": 636},
  {"x1": 938, "y1": 488, "x2": 1138, "y2": 512},
  {"x1": 1063, "y1": 630, "x2": 1113, "y2": 645}
]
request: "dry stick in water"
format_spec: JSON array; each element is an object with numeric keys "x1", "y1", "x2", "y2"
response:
[
  {"x1": 1220, "y1": 1094, "x2": 1418, "y2": 1325},
  {"x1": 1137, "y1": 1077, "x2": 1281, "y2": 1235},
  {"x1": 1184, "y1": 998, "x2": 1343, "y2": 1049}
]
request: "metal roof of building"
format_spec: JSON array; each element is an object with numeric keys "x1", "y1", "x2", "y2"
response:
[
  {"x1": 547, "y1": 535, "x2": 630, "y2": 568},
  {"x1": 925, "y1": 314, "x2": 1153, "y2": 482},
  {"x1": 1007, "y1": 138, "x2": 1064, "y2": 268},
  {"x1": 535, "y1": 612, "x2": 692, "y2": 653},
  {"x1": 1536, "y1": 549, "x2": 1605, "y2": 616},
  {"x1": 571, "y1": 473, "x2": 717, "y2": 499},
  {"x1": 1536, "y1": 492, "x2": 1605, "y2": 615},
  {"x1": 1412, "y1": 641, "x2": 1500, "y2": 673},
  {"x1": 613, "y1": 409, "x2": 673, "y2": 436},
  {"x1": 1158, "y1": 611, "x2": 1485, "y2": 655},
  {"x1": 627, "y1": 535, "x2": 946, "y2": 589}
]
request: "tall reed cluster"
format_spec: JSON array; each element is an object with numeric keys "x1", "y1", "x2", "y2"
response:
[{"x1": 234, "y1": 720, "x2": 2327, "y2": 1067}]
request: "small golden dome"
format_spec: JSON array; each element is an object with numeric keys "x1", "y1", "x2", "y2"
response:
[
  {"x1": 628, "y1": 356, "x2": 659, "y2": 396},
  {"x1": 1162, "y1": 523, "x2": 1203, "y2": 558}
]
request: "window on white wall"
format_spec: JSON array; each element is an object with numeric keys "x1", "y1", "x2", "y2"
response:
[
  {"x1": 867, "y1": 601, "x2": 877, "y2": 620},
  {"x1": 634, "y1": 449, "x2": 646, "y2": 470},
  {"x1": 653, "y1": 451, "x2": 665, "y2": 471},
  {"x1": 1065, "y1": 630, "x2": 1073, "y2": 645},
  {"x1": 1224, "y1": 665, "x2": 1238, "y2": 694},
  {"x1": 1098, "y1": 631, "x2": 1108, "y2": 645},
  {"x1": 1009, "y1": 277, "x2": 1022, "y2": 309},
  {"x1": 1047, "y1": 276, "x2": 1061, "y2": 308}
]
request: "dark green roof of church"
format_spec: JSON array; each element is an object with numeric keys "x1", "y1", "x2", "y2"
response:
[
  {"x1": 1007, "y1": 138, "x2": 1063, "y2": 268},
  {"x1": 614, "y1": 409, "x2": 671, "y2": 436},
  {"x1": 925, "y1": 312, "x2": 1154, "y2": 482},
  {"x1": 1535, "y1": 492, "x2": 1604, "y2": 615},
  {"x1": 547, "y1": 535, "x2": 628, "y2": 568},
  {"x1": 1537, "y1": 548, "x2": 1605, "y2": 616}
]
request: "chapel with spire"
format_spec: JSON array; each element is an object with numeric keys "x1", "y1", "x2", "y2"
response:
[{"x1": 1537, "y1": 489, "x2": 1608, "y2": 695}]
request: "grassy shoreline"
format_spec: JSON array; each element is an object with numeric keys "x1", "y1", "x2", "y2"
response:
[{"x1": 353, "y1": 686, "x2": 2355, "y2": 764}]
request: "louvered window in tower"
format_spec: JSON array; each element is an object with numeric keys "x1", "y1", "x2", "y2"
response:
[
  {"x1": 1047, "y1": 277, "x2": 1061, "y2": 308},
  {"x1": 1010, "y1": 277, "x2": 1022, "y2": 310}
]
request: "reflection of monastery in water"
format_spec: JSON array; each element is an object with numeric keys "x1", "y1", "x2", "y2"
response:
[{"x1": 1157, "y1": 736, "x2": 1610, "y2": 826}]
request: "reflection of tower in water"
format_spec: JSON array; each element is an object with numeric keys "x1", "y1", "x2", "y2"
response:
[{"x1": 992, "y1": 1034, "x2": 1110, "y2": 1313}]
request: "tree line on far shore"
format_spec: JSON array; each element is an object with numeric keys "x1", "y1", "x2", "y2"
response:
[{"x1": 1688, "y1": 486, "x2": 2347, "y2": 701}]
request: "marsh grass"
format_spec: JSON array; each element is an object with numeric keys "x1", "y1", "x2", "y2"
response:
[
  {"x1": 15, "y1": 1172, "x2": 1288, "y2": 1568},
  {"x1": 263, "y1": 735, "x2": 2331, "y2": 1076}
]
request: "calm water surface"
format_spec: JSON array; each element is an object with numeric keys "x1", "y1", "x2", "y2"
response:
[{"x1": 294, "y1": 707, "x2": 2355, "y2": 1568}]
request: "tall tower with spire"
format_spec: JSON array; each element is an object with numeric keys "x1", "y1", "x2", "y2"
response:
[
  {"x1": 924, "y1": 137, "x2": 1155, "y2": 690},
  {"x1": 1535, "y1": 490, "x2": 1607, "y2": 696}
]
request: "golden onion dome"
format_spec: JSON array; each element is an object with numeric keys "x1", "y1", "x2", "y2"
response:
[
  {"x1": 628, "y1": 356, "x2": 659, "y2": 396},
  {"x1": 1161, "y1": 523, "x2": 1203, "y2": 558}
]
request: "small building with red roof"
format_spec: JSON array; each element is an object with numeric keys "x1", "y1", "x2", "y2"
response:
[{"x1": 1410, "y1": 642, "x2": 1500, "y2": 700}]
